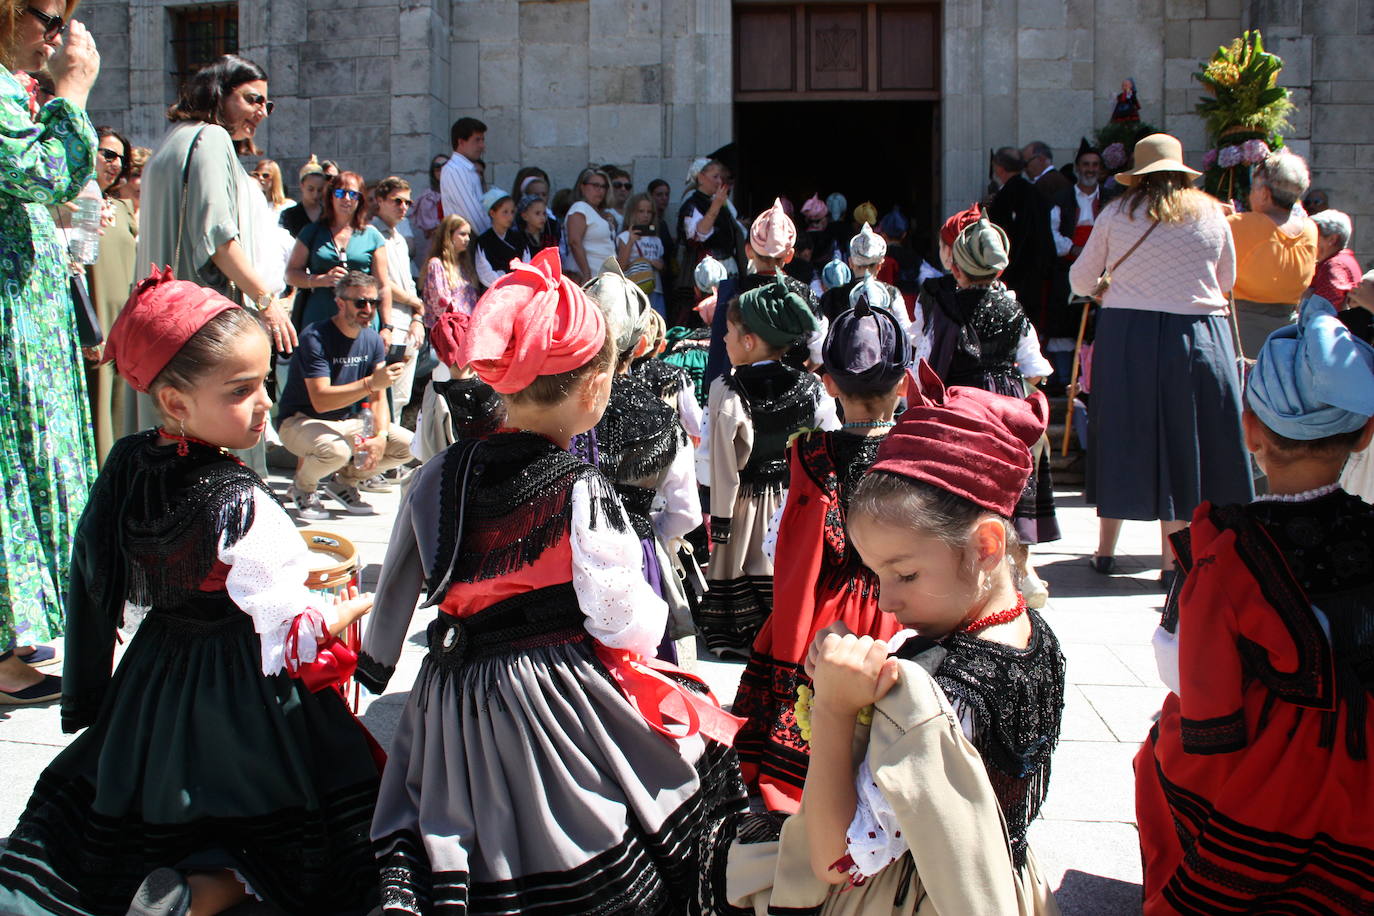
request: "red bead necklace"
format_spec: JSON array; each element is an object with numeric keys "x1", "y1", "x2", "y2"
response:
[{"x1": 960, "y1": 593, "x2": 1028, "y2": 634}]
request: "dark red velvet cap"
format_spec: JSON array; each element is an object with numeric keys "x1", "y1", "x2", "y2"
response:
[{"x1": 939, "y1": 201, "x2": 984, "y2": 248}]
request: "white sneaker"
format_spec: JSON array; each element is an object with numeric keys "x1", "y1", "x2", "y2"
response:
[
  {"x1": 322, "y1": 478, "x2": 376, "y2": 515},
  {"x1": 288, "y1": 486, "x2": 331, "y2": 521},
  {"x1": 356, "y1": 474, "x2": 391, "y2": 493},
  {"x1": 1023, "y1": 570, "x2": 1050, "y2": 609}
]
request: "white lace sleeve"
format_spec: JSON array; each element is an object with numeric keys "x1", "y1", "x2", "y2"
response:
[
  {"x1": 909, "y1": 299, "x2": 932, "y2": 365},
  {"x1": 761, "y1": 492, "x2": 788, "y2": 564},
  {"x1": 652, "y1": 442, "x2": 701, "y2": 544},
  {"x1": 571, "y1": 479, "x2": 668, "y2": 656},
  {"x1": 1016, "y1": 325, "x2": 1053, "y2": 379},
  {"x1": 807, "y1": 316, "x2": 828, "y2": 366},
  {"x1": 676, "y1": 379, "x2": 703, "y2": 440},
  {"x1": 815, "y1": 391, "x2": 841, "y2": 431},
  {"x1": 221, "y1": 489, "x2": 339, "y2": 676}
]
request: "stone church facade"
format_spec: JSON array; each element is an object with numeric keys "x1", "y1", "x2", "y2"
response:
[{"x1": 82, "y1": 0, "x2": 1373, "y2": 261}]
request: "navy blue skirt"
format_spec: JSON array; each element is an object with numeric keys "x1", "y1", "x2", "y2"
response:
[{"x1": 1086, "y1": 308, "x2": 1253, "y2": 521}]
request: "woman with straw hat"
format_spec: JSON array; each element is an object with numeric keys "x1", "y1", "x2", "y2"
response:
[{"x1": 1069, "y1": 133, "x2": 1252, "y2": 589}]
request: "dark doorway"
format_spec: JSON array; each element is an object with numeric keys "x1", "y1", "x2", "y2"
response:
[{"x1": 733, "y1": 99, "x2": 939, "y2": 253}]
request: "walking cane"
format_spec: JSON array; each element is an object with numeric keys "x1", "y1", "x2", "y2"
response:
[{"x1": 1060, "y1": 298, "x2": 1092, "y2": 457}]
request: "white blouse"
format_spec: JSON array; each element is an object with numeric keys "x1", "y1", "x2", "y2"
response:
[
  {"x1": 124, "y1": 489, "x2": 340, "y2": 677},
  {"x1": 569, "y1": 478, "x2": 669, "y2": 656},
  {"x1": 567, "y1": 201, "x2": 617, "y2": 271}
]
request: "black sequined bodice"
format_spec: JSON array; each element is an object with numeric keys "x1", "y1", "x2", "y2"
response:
[
  {"x1": 944, "y1": 283, "x2": 1031, "y2": 387},
  {"x1": 726, "y1": 362, "x2": 822, "y2": 494}
]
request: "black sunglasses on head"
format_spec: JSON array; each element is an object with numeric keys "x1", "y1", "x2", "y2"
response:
[{"x1": 26, "y1": 6, "x2": 65, "y2": 41}]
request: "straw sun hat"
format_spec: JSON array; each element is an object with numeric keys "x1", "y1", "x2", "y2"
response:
[{"x1": 1115, "y1": 133, "x2": 1202, "y2": 186}]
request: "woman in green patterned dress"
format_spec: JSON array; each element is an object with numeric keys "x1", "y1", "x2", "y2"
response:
[{"x1": 0, "y1": 1, "x2": 101, "y2": 703}]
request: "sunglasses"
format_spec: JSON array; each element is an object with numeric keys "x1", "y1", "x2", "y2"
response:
[
  {"x1": 98, "y1": 148, "x2": 126, "y2": 164},
  {"x1": 584, "y1": 181, "x2": 608, "y2": 189},
  {"x1": 611, "y1": 181, "x2": 631, "y2": 190},
  {"x1": 333, "y1": 189, "x2": 362, "y2": 201},
  {"x1": 389, "y1": 197, "x2": 412, "y2": 207},
  {"x1": 342, "y1": 296, "x2": 380, "y2": 308},
  {"x1": 242, "y1": 91, "x2": 275, "y2": 116},
  {"x1": 26, "y1": 6, "x2": 65, "y2": 41}
]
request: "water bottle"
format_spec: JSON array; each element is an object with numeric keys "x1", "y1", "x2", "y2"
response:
[
  {"x1": 352, "y1": 402, "x2": 376, "y2": 469},
  {"x1": 69, "y1": 180, "x2": 102, "y2": 265}
]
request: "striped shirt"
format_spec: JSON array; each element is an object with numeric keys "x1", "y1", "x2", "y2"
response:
[{"x1": 440, "y1": 154, "x2": 488, "y2": 234}]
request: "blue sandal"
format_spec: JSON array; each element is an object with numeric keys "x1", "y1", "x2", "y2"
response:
[
  {"x1": 15, "y1": 645, "x2": 58, "y2": 668},
  {"x1": 0, "y1": 673, "x2": 62, "y2": 705}
]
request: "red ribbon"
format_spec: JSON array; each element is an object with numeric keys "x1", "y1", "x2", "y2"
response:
[
  {"x1": 285, "y1": 610, "x2": 359, "y2": 693},
  {"x1": 594, "y1": 646, "x2": 744, "y2": 746}
]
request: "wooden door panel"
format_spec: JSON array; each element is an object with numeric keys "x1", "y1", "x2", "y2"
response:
[
  {"x1": 877, "y1": 5, "x2": 938, "y2": 91},
  {"x1": 736, "y1": 7, "x2": 797, "y2": 94},
  {"x1": 806, "y1": 7, "x2": 866, "y2": 92}
]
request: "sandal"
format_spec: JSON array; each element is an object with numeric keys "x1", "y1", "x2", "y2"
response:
[
  {"x1": 1090, "y1": 555, "x2": 1116, "y2": 574},
  {"x1": 14, "y1": 645, "x2": 58, "y2": 668},
  {"x1": 0, "y1": 673, "x2": 62, "y2": 705}
]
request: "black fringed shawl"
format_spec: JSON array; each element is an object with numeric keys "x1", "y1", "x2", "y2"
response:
[
  {"x1": 61, "y1": 431, "x2": 275, "y2": 733},
  {"x1": 422, "y1": 432, "x2": 626, "y2": 605},
  {"x1": 724, "y1": 362, "x2": 824, "y2": 497}
]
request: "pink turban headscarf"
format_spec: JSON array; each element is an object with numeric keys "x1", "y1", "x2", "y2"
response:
[
  {"x1": 460, "y1": 248, "x2": 607, "y2": 393},
  {"x1": 749, "y1": 198, "x2": 797, "y2": 258},
  {"x1": 800, "y1": 194, "x2": 827, "y2": 220}
]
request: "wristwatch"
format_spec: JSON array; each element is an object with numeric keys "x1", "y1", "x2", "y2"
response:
[{"x1": 251, "y1": 292, "x2": 273, "y2": 312}]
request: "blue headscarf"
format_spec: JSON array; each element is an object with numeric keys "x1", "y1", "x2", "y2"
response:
[
  {"x1": 1247, "y1": 295, "x2": 1374, "y2": 440},
  {"x1": 820, "y1": 254, "x2": 852, "y2": 291},
  {"x1": 823, "y1": 282, "x2": 912, "y2": 395}
]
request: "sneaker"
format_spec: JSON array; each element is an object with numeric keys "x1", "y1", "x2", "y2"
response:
[
  {"x1": 322, "y1": 478, "x2": 377, "y2": 515},
  {"x1": 127, "y1": 867, "x2": 191, "y2": 916},
  {"x1": 288, "y1": 485, "x2": 331, "y2": 521},
  {"x1": 356, "y1": 474, "x2": 392, "y2": 493},
  {"x1": 383, "y1": 465, "x2": 415, "y2": 485}
]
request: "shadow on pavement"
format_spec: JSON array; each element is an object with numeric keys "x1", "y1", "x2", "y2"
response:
[{"x1": 1055, "y1": 869, "x2": 1143, "y2": 915}]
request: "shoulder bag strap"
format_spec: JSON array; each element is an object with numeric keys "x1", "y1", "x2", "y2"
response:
[
  {"x1": 1108, "y1": 218, "x2": 1159, "y2": 275},
  {"x1": 172, "y1": 125, "x2": 209, "y2": 278}
]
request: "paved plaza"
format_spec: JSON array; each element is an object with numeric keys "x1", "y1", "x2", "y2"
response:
[{"x1": 0, "y1": 472, "x2": 1170, "y2": 914}]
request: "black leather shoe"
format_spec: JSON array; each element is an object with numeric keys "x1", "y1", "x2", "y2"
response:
[
  {"x1": 1090, "y1": 555, "x2": 1116, "y2": 574},
  {"x1": 127, "y1": 868, "x2": 190, "y2": 916}
]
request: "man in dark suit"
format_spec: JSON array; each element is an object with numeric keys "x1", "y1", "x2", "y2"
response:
[
  {"x1": 1022, "y1": 141, "x2": 1072, "y2": 203},
  {"x1": 987, "y1": 147, "x2": 1056, "y2": 328}
]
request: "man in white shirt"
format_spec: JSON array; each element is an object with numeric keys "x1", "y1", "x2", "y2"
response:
[
  {"x1": 440, "y1": 117, "x2": 489, "y2": 234},
  {"x1": 1046, "y1": 141, "x2": 1110, "y2": 389},
  {"x1": 371, "y1": 176, "x2": 426, "y2": 415}
]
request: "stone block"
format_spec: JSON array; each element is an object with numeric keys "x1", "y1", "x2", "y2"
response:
[
  {"x1": 1314, "y1": 36, "x2": 1373, "y2": 81},
  {"x1": 1323, "y1": 80, "x2": 1374, "y2": 104},
  {"x1": 306, "y1": 9, "x2": 396, "y2": 42},
  {"x1": 338, "y1": 124, "x2": 390, "y2": 157},
  {"x1": 1311, "y1": 143, "x2": 1356, "y2": 169},
  {"x1": 1361, "y1": 0, "x2": 1374, "y2": 34},
  {"x1": 268, "y1": 45, "x2": 301, "y2": 97},
  {"x1": 300, "y1": 39, "x2": 380, "y2": 62},
  {"x1": 522, "y1": 44, "x2": 590, "y2": 108},
  {"x1": 1164, "y1": 20, "x2": 1190, "y2": 60},
  {"x1": 1017, "y1": 89, "x2": 1095, "y2": 149},
  {"x1": 478, "y1": 43, "x2": 521, "y2": 109},
  {"x1": 1018, "y1": 29, "x2": 1068, "y2": 61},
  {"x1": 1308, "y1": 104, "x2": 1374, "y2": 143},
  {"x1": 1304, "y1": 0, "x2": 1358, "y2": 34},
  {"x1": 1016, "y1": 0, "x2": 1067, "y2": 29},
  {"x1": 1165, "y1": 88, "x2": 1192, "y2": 115},
  {"x1": 1072, "y1": 60, "x2": 1094, "y2": 90},
  {"x1": 520, "y1": 0, "x2": 589, "y2": 44},
  {"x1": 1164, "y1": 110, "x2": 1208, "y2": 150},
  {"x1": 1284, "y1": 138, "x2": 1311, "y2": 162},
  {"x1": 1355, "y1": 146, "x2": 1374, "y2": 168},
  {"x1": 1268, "y1": 35, "x2": 1311, "y2": 87},
  {"x1": 391, "y1": 50, "x2": 427, "y2": 96},
  {"x1": 449, "y1": 41, "x2": 480, "y2": 109},
  {"x1": 1097, "y1": 0, "x2": 1163, "y2": 20},
  {"x1": 588, "y1": 103, "x2": 662, "y2": 161},
  {"x1": 1208, "y1": 0, "x2": 1242, "y2": 16},
  {"x1": 1165, "y1": 0, "x2": 1206, "y2": 17},
  {"x1": 390, "y1": 96, "x2": 430, "y2": 136},
  {"x1": 524, "y1": 145, "x2": 595, "y2": 191},
  {"x1": 268, "y1": 99, "x2": 311, "y2": 159},
  {"x1": 1285, "y1": 87, "x2": 1311, "y2": 137},
  {"x1": 300, "y1": 59, "x2": 356, "y2": 98},
  {"x1": 589, "y1": 65, "x2": 663, "y2": 105},
  {"x1": 399, "y1": 8, "x2": 432, "y2": 52},
  {"x1": 1066, "y1": 0, "x2": 1094, "y2": 25},
  {"x1": 1164, "y1": 56, "x2": 1198, "y2": 89},
  {"x1": 474, "y1": 106, "x2": 520, "y2": 161},
  {"x1": 356, "y1": 56, "x2": 393, "y2": 94},
  {"x1": 521, "y1": 105, "x2": 589, "y2": 148},
  {"x1": 626, "y1": 0, "x2": 663, "y2": 39},
  {"x1": 590, "y1": 0, "x2": 629, "y2": 39},
  {"x1": 312, "y1": 96, "x2": 387, "y2": 127},
  {"x1": 1190, "y1": 19, "x2": 1240, "y2": 60},
  {"x1": 451, "y1": 1, "x2": 518, "y2": 41},
  {"x1": 1251, "y1": 0, "x2": 1303, "y2": 28}
]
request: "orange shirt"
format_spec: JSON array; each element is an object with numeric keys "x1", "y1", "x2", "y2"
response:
[{"x1": 1227, "y1": 211, "x2": 1318, "y2": 304}]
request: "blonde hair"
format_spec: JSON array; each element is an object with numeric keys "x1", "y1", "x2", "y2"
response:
[
  {"x1": 254, "y1": 159, "x2": 287, "y2": 207},
  {"x1": 1122, "y1": 172, "x2": 1214, "y2": 225},
  {"x1": 427, "y1": 214, "x2": 478, "y2": 289},
  {"x1": 0, "y1": 0, "x2": 79, "y2": 70}
]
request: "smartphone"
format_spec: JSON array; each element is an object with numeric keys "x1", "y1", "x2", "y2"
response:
[
  {"x1": 632, "y1": 223, "x2": 654, "y2": 234},
  {"x1": 385, "y1": 343, "x2": 408, "y2": 365}
]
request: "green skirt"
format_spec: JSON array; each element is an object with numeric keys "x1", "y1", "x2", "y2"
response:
[{"x1": 0, "y1": 609, "x2": 382, "y2": 915}]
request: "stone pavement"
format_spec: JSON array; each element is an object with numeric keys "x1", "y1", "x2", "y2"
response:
[{"x1": 1, "y1": 473, "x2": 1170, "y2": 914}]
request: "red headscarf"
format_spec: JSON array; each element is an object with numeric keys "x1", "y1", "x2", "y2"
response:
[
  {"x1": 459, "y1": 248, "x2": 606, "y2": 394},
  {"x1": 429, "y1": 310, "x2": 471, "y2": 368},
  {"x1": 873, "y1": 362, "x2": 1047, "y2": 517},
  {"x1": 103, "y1": 266, "x2": 240, "y2": 393},
  {"x1": 939, "y1": 202, "x2": 984, "y2": 248}
]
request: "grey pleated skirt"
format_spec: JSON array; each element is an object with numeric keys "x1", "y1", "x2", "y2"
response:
[
  {"x1": 371, "y1": 584, "x2": 746, "y2": 914},
  {"x1": 1086, "y1": 307, "x2": 1254, "y2": 521}
]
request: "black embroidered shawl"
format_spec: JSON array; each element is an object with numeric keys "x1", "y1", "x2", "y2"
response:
[
  {"x1": 725, "y1": 362, "x2": 823, "y2": 496},
  {"x1": 432, "y1": 376, "x2": 505, "y2": 441}
]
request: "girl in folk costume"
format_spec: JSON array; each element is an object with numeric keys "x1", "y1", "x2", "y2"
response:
[
  {"x1": 0, "y1": 269, "x2": 382, "y2": 916},
  {"x1": 411, "y1": 308, "x2": 505, "y2": 463},
  {"x1": 585, "y1": 259, "x2": 701, "y2": 660},
  {"x1": 734, "y1": 294, "x2": 913, "y2": 813},
  {"x1": 700, "y1": 365, "x2": 1065, "y2": 915},
  {"x1": 662, "y1": 256, "x2": 728, "y2": 409},
  {"x1": 698, "y1": 277, "x2": 836, "y2": 658},
  {"x1": 927, "y1": 217, "x2": 1060, "y2": 604},
  {"x1": 634, "y1": 307, "x2": 705, "y2": 445},
  {"x1": 1136, "y1": 298, "x2": 1374, "y2": 915},
  {"x1": 358, "y1": 249, "x2": 746, "y2": 914},
  {"x1": 740, "y1": 198, "x2": 828, "y2": 369}
]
